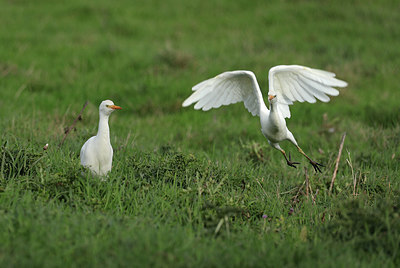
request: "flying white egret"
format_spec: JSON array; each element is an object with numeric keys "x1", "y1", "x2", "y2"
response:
[
  {"x1": 80, "y1": 100, "x2": 122, "y2": 176},
  {"x1": 182, "y1": 65, "x2": 348, "y2": 172}
]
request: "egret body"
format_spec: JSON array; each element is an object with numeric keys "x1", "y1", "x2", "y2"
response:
[{"x1": 80, "y1": 100, "x2": 122, "y2": 176}]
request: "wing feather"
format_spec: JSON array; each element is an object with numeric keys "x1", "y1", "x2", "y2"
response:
[
  {"x1": 280, "y1": 75, "x2": 305, "y2": 102},
  {"x1": 298, "y1": 73, "x2": 339, "y2": 97},
  {"x1": 203, "y1": 80, "x2": 229, "y2": 110},
  {"x1": 300, "y1": 70, "x2": 346, "y2": 90},
  {"x1": 297, "y1": 76, "x2": 330, "y2": 102},
  {"x1": 289, "y1": 73, "x2": 316, "y2": 103},
  {"x1": 268, "y1": 65, "x2": 347, "y2": 118},
  {"x1": 276, "y1": 76, "x2": 296, "y2": 103},
  {"x1": 183, "y1": 71, "x2": 266, "y2": 116}
]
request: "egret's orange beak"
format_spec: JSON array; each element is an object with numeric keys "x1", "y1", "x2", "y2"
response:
[
  {"x1": 268, "y1": 95, "x2": 276, "y2": 101},
  {"x1": 109, "y1": 105, "x2": 122, "y2": 110}
]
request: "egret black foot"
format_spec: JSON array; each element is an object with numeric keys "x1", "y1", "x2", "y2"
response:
[
  {"x1": 310, "y1": 161, "x2": 324, "y2": 173},
  {"x1": 286, "y1": 152, "x2": 300, "y2": 169}
]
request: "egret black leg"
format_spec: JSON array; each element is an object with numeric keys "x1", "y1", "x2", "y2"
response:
[
  {"x1": 280, "y1": 149, "x2": 300, "y2": 169},
  {"x1": 296, "y1": 146, "x2": 324, "y2": 173}
]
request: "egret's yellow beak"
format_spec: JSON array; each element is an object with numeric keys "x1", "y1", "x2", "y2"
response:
[
  {"x1": 268, "y1": 95, "x2": 276, "y2": 101},
  {"x1": 109, "y1": 105, "x2": 122, "y2": 110}
]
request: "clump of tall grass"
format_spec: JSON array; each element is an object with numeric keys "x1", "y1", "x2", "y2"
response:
[{"x1": 0, "y1": 139, "x2": 44, "y2": 180}]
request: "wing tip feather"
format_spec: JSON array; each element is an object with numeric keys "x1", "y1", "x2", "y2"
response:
[{"x1": 182, "y1": 100, "x2": 191, "y2": 107}]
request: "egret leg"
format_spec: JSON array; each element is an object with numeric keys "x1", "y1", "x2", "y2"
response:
[
  {"x1": 296, "y1": 146, "x2": 324, "y2": 173},
  {"x1": 280, "y1": 149, "x2": 300, "y2": 169}
]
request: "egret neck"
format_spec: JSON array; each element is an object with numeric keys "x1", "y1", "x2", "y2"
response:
[
  {"x1": 97, "y1": 112, "x2": 111, "y2": 142},
  {"x1": 268, "y1": 99, "x2": 282, "y2": 127}
]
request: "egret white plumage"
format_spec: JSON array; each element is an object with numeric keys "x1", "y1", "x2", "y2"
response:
[
  {"x1": 182, "y1": 65, "x2": 348, "y2": 172},
  {"x1": 80, "y1": 100, "x2": 122, "y2": 176}
]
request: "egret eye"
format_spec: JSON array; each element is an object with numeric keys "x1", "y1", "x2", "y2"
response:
[{"x1": 106, "y1": 105, "x2": 109, "y2": 108}]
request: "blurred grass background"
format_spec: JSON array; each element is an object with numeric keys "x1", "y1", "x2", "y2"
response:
[{"x1": 1, "y1": 0, "x2": 400, "y2": 266}]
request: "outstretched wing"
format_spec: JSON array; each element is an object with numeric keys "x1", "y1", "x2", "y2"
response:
[
  {"x1": 268, "y1": 65, "x2": 348, "y2": 118},
  {"x1": 182, "y1": 71, "x2": 266, "y2": 116}
]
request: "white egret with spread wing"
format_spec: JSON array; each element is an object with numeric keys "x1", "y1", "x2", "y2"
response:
[{"x1": 182, "y1": 65, "x2": 348, "y2": 172}]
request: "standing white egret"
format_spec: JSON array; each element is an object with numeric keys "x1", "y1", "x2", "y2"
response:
[
  {"x1": 182, "y1": 65, "x2": 348, "y2": 172},
  {"x1": 80, "y1": 100, "x2": 122, "y2": 176}
]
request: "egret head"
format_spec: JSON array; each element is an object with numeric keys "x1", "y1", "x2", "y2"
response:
[
  {"x1": 268, "y1": 95, "x2": 277, "y2": 104},
  {"x1": 99, "y1": 100, "x2": 122, "y2": 116}
]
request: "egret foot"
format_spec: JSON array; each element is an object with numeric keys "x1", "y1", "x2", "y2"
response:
[
  {"x1": 283, "y1": 151, "x2": 300, "y2": 169},
  {"x1": 309, "y1": 160, "x2": 324, "y2": 173},
  {"x1": 296, "y1": 146, "x2": 324, "y2": 173}
]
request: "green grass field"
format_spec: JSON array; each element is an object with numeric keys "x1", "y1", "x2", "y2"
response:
[{"x1": 1, "y1": 0, "x2": 400, "y2": 266}]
